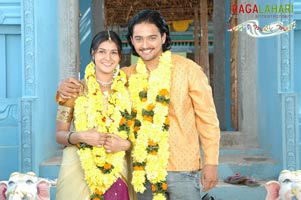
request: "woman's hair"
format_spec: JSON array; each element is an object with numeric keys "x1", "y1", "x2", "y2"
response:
[
  {"x1": 126, "y1": 9, "x2": 172, "y2": 57},
  {"x1": 90, "y1": 30, "x2": 123, "y2": 57}
]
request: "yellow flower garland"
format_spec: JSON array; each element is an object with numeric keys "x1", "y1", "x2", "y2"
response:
[
  {"x1": 128, "y1": 51, "x2": 172, "y2": 200},
  {"x1": 73, "y1": 62, "x2": 132, "y2": 200}
]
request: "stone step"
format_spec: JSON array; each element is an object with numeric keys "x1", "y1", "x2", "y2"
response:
[
  {"x1": 48, "y1": 180, "x2": 269, "y2": 200},
  {"x1": 207, "y1": 180, "x2": 268, "y2": 200},
  {"x1": 206, "y1": 146, "x2": 272, "y2": 200},
  {"x1": 39, "y1": 156, "x2": 61, "y2": 200},
  {"x1": 40, "y1": 150, "x2": 278, "y2": 180},
  {"x1": 40, "y1": 147, "x2": 277, "y2": 200},
  {"x1": 218, "y1": 150, "x2": 279, "y2": 180},
  {"x1": 39, "y1": 155, "x2": 61, "y2": 180}
]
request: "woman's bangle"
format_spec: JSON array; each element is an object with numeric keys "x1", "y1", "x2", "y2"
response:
[
  {"x1": 126, "y1": 140, "x2": 132, "y2": 152},
  {"x1": 67, "y1": 131, "x2": 76, "y2": 145}
]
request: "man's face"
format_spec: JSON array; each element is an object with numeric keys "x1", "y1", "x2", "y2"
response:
[{"x1": 131, "y1": 22, "x2": 166, "y2": 68}]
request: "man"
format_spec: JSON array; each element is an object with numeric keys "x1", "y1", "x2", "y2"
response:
[{"x1": 58, "y1": 9, "x2": 220, "y2": 200}]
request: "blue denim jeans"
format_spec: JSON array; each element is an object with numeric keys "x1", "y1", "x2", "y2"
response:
[{"x1": 137, "y1": 171, "x2": 202, "y2": 200}]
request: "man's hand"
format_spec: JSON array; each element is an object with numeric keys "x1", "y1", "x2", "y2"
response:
[
  {"x1": 201, "y1": 165, "x2": 219, "y2": 192},
  {"x1": 59, "y1": 78, "x2": 81, "y2": 98}
]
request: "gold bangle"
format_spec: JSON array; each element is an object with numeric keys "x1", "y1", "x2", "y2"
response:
[{"x1": 67, "y1": 131, "x2": 76, "y2": 145}]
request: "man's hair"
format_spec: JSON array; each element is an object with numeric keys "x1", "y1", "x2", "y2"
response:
[{"x1": 126, "y1": 9, "x2": 172, "y2": 57}]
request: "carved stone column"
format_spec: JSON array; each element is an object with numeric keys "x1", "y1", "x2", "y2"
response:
[
  {"x1": 281, "y1": 0, "x2": 299, "y2": 170},
  {"x1": 58, "y1": 0, "x2": 80, "y2": 81},
  {"x1": 21, "y1": 0, "x2": 35, "y2": 173}
]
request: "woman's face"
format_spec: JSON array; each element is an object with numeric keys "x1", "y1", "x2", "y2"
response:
[{"x1": 93, "y1": 40, "x2": 121, "y2": 75}]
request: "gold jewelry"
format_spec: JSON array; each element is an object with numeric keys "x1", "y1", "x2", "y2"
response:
[
  {"x1": 107, "y1": 30, "x2": 111, "y2": 40},
  {"x1": 56, "y1": 105, "x2": 73, "y2": 123},
  {"x1": 113, "y1": 64, "x2": 120, "y2": 78},
  {"x1": 67, "y1": 131, "x2": 76, "y2": 145}
]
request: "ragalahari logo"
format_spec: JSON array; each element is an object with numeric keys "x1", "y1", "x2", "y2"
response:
[
  {"x1": 229, "y1": 3, "x2": 296, "y2": 37},
  {"x1": 231, "y1": 3, "x2": 293, "y2": 15},
  {"x1": 228, "y1": 20, "x2": 296, "y2": 37}
]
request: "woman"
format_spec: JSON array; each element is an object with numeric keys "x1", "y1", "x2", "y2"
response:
[{"x1": 55, "y1": 30, "x2": 135, "y2": 200}]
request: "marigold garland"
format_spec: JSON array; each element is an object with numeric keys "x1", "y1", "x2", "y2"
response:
[
  {"x1": 128, "y1": 51, "x2": 172, "y2": 200},
  {"x1": 73, "y1": 61, "x2": 133, "y2": 200}
]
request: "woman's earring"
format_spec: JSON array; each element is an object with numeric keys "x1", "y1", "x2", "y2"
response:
[{"x1": 113, "y1": 64, "x2": 120, "y2": 78}]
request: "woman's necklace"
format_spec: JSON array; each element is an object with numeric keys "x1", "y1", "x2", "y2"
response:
[{"x1": 96, "y1": 79, "x2": 113, "y2": 88}]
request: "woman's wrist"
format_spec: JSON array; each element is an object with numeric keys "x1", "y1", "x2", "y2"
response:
[
  {"x1": 67, "y1": 131, "x2": 82, "y2": 145},
  {"x1": 125, "y1": 140, "x2": 132, "y2": 151},
  {"x1": 67, "y1": 131, "x2": 76, "y2": 145}
]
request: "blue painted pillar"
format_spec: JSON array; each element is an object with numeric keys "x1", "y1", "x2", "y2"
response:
[
  {"x1": 256, "y1": 0, "x2": 299, "y2": 170},
  {"x1": 21, "y1": 0, "x2": 60, "y2": 173},
  {"x1": 293, "y1": 1, "x2": 301, "y2": 168},
  {"x1": 280, "y1": 0, "x2": 299, "y2": 170}
]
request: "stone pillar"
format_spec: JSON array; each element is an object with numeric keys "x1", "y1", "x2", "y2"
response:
[
  {"x1": 21, "y1": 0, "x2": 35, "y2": 173},
  {"x1": 237, "y1": 0, "x2": 258, "y2": 145},
  {"x1": 213, "y1": 0, "x2": 226, "y2": 130},
  {"x1": 92, "y1": 0, "x2": 104, "y2": 35},
  {"x1": 281, "y1": 0, "x2": 299, "y2": 170},
  {"x1": 214, "y1": 0, "x2": 259, "y2": 147},
  {"x1": 58, "y1": 0, "x2": 80, "y2": 82}
]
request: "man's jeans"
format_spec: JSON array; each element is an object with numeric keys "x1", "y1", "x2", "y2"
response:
[{"x1": 137, "y1": 171, "x2": 202, "y2": 200}]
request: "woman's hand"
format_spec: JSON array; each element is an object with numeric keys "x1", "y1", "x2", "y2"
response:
[
  {"x1": 79, "y1": 128, "x2": 107, "y2": 147},
  {"x1": 104, "y1": 134, "x2": 131, "y2": 153}
]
